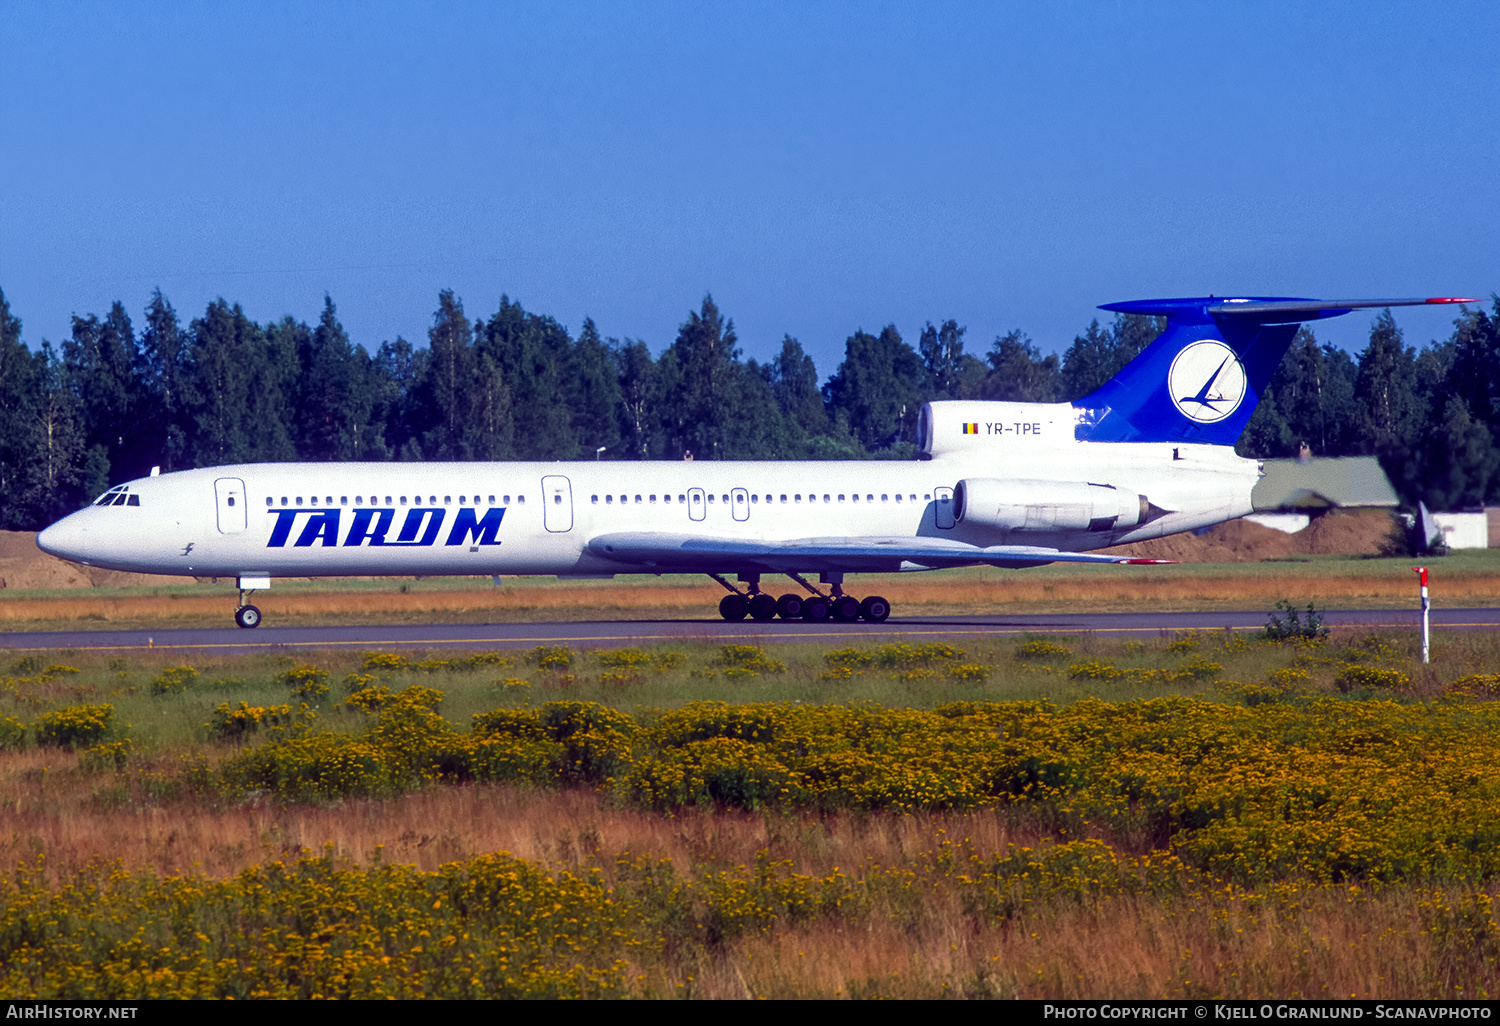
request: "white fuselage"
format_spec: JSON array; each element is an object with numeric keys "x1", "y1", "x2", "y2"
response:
[{"x1": 37, "y1": 400, "x2": 1258, "y2": 581}]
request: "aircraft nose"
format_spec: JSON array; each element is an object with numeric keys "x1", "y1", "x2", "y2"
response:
[{"x1": 37, "y1": 514, "x2": 89, "y2": 562}]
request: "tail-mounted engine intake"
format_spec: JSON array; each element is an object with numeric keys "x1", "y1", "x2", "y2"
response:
[{"x1": 953, "y1": 478, "x2": 1160, "y2": 533}]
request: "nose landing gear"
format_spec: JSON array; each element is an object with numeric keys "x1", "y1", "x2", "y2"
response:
[{"x1": 233, "y1": 578, "x2": 265, "y2": 628}]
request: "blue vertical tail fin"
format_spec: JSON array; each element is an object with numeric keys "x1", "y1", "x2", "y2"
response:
[{"x1": 1074, "y1": 296, "x2": 1473, "y2": 445}]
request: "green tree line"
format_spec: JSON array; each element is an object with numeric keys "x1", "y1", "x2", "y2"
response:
[{"x1": 1, "y1": 285, "x2": 1495, "y2": 530}]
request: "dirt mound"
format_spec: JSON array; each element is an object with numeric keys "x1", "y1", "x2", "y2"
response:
[
  {"x1": 1106, "y1": 508, "x2": 1401, "y2": 563},
  {"x1": 0, "y1": 531, "x2": 199, "y2": 589}
]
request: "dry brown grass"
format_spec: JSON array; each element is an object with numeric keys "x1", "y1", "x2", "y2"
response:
[
  {"x1": 706, "y1": 885, "x2": 1477, "y2": 999},
  {"x1": 0, "y1": 750, "x2": 1036, "y2": 879},
  {"x1": 6, "y1": 749, "x2": 1497, "y2": 999},
  {"x1": 7, "y1": 562, "x2": 1500, "y2": 628},
  {"x1": 0, "y1": 581, "x2": 721, "y2": 624}
]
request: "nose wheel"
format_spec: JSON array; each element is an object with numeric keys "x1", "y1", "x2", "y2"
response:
[{"x1": 233, "y1": 581, "x2": 263, "y2": 628}]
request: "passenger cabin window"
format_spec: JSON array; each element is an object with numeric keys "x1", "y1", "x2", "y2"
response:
[{"x1": 227, "y1": 496, "x2": 235, "y2": 506}]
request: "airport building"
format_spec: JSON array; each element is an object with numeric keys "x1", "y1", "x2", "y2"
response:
[{"x1": 1251, "y1": 455, "x2": 1493, "y2": 550}]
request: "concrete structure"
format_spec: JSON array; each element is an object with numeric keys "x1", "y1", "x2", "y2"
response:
[{"x1": 1433, "y1": 511, "x2": 1489, "y2": 550}]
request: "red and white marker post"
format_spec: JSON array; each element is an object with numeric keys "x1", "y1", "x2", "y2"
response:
[{"x1": 1412, "y1": 566, "x2": 1430, "y2": 664}]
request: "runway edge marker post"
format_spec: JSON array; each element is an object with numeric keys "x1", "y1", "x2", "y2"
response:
[{"x1": 1413, "y1": 566, "x2": 1430, "y2": 664}]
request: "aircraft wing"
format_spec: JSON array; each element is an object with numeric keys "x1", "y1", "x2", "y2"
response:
[{"x1": 586, "y1": 532, "x2": 1172, "y2": 573}]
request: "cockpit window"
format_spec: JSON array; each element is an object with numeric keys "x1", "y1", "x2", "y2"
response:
[{"x1": 93, "y1": 486, "x2": 138, "y2": 508}]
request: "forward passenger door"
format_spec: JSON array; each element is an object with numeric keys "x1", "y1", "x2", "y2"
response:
[{"x1": 214, "y1": 478, "x2": 247, "y2": 534}]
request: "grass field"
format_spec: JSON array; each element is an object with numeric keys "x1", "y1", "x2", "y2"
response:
[
  {"x1": 3, "y1": 623, "x2": 1500, "y2": 998},
  {"x1": 3, "y1": 551, "x2": 1499, "y2": 630}
]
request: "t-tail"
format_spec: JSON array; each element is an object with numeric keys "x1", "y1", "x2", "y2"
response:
[{"x1": 1074, "y1": 296, "x2": 1475, "y2": 445}]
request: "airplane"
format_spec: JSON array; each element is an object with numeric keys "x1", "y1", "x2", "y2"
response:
[{"x1": 37, "y1": 294, "x2": 1474, "y2": 628}]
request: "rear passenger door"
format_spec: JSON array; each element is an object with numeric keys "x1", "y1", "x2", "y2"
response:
[{"x1": 933, "y1": 486, "x2": 955, "y2": 530}]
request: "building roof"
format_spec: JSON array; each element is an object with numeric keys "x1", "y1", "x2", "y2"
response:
[{"x1": 1251, "y1": 456, "x2": 1400, "y2": 511}]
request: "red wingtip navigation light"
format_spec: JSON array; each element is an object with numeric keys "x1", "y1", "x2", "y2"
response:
[{"x1": 1426, "y1": 297, "x2": 1478, "y2": 304}]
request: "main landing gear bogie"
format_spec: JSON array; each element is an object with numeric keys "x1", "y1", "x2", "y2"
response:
[{"x1": 710, "y1": 572, "x2": 890, "y2": 624}]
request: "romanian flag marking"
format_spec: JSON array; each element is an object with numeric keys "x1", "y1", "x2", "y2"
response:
[{"x1": 962, "y1": 423, "x2": 979, "y2": 434}]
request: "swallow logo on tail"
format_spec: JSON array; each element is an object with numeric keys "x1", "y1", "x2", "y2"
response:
[{"x1": 1167, "y1": 340, "x2": 1248, "y2": 424}]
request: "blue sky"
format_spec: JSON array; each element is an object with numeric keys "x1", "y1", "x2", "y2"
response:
[{"x1": 3, "y1": 0, "x2": 1496, "y2": 375}]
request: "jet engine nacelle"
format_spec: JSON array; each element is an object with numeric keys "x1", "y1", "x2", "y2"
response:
[{"x1": 953, "y1": 478, "x2": 1151, "y2": 533}]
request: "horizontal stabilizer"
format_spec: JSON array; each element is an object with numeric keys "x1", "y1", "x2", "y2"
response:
[
  {"x1": 588, "y1": 532, "x2": 1174, "y2": 572},
  {"x1": 1206, "y1": 297, "x2": 1476, "y2": 324},
  {"x1": 1077, "y1": 294, "x2": 1475, "y2": 445},
  {"x1": 1101, "y1": 296, "x2": 1475, "y2": 325}
]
